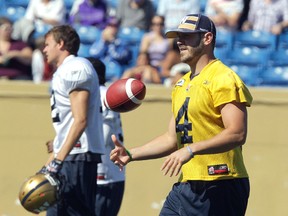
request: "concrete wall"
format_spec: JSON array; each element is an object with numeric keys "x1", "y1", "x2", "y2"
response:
[{"x1": 0, "y1": 80, "x2": 287, "y2": 216}]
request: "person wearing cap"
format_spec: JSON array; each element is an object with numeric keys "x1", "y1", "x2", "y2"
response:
[
  {"x1": 110, "y1": 14, "x2": 252, "y2": 216},
  {"x1": 89, "y1": 17, "x2": 132, "y2": 81}
]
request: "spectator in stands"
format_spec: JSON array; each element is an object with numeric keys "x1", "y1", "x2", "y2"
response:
[
  {"x1": 160, "y1": 39, "x2": 181, "y2": 80},
  {"x1": 69, "y1": 0, "x2": 108, "y2": 29},
  {"x1": 89, "y1": 17, "x2": 131, "y2": 74},
  {"x1": 0, "y1": 17, "x2": 33, "y2": 80},
  {"x1": 12, "y1": 0, "x2": 66, "y2": 45},
  {"x1": 121, "y1": 52, "x2": 162, "y2": 84},
  {"x1": 157, "y1": 0, "x2": 200, "y2": 31},
  {"x1": 163, "y1": 62, "x2": 190, "y2": 87},
  {"x1": 116, "y1": 0, "x2": 155, "y2": 31},
  {"x1": 205, "y1": 0, "x2": 244, "y2": 32},
  {"x1": 140, "y1": 15, "x2": 173, "y2": 72},
  {"x1": 31, "y1": 36, "x2": 55, "y2": 83},
  {"x1": 241, "y1": 0, "x2": 288, "y2": 35}
]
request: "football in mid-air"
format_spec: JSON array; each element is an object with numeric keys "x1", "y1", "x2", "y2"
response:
[{"x1": 104, "y1": 78, "x2": 146, "y2": 112}]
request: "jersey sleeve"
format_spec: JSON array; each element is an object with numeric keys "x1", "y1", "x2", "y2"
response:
[{"x1": 210, "y1": 70, "x2": 253, "y2": 108}]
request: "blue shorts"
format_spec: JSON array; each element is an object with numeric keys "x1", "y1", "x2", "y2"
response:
[
  {"x1": 46, "y1": 157, "x2": 99, "y2": 216},
  {"x1": 160, "y1": 178, "x2": 250, "y2": 216},
  {"x1": 95, "y1": 181, "x2": 125, "y2": 216}
]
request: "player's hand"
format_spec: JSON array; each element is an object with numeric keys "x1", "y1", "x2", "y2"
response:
[
  {"x1": 37, "y1": 166, "x2": 48, "y2": 174},
  {"x1": 46, "y1": 140, "x2": 54, "y2": 153},
  {"x1": 161, "y1": 146, "x2": 193, "y2": 177},
  {"x1": 46, "y1": 159, "x2": 63, "y2": 174},
  {"x1": 110, "y1": 134, "x2": 130, "y2": 171}
]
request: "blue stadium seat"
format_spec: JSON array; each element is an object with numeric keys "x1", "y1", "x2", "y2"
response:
[
  {"x1": 78, "y1": 43, "x2": 91, "y2": 58},
  {"x1": 225, "y1": 47, "x2": 270, "y2": 68},
  {"x1": 216, "y1": 30, "x2": 233, "y2": 51},
  {"x1": 117, "y1": 27, "x2": 146, "y2": 45},
  {"x1": 278, "y1": 32, "x2": 288, "y2": 50},
  {"x1": 73, "y1": 24, "x2": 102, "y2": 44},
  {"x1": 259, "y1": 66, "x2": 288, "y2": 86},
  {"x1": 63, "y1": 0, "x2": 74, "y2": 10},
  {"x1": 234, "y1": 30, "x2": 277, "y2": 51},
  {"x1": 4, "y1": 0, "x2": 30, "y2": 8},
  {"x1": 268, "y1": 49, "x2": 288, "y2": 67},
  {"x1": 2, "y1": 6, "x2": 26, "y2": 22},
  {"x1": 102, "y1": 59, "x2": 123, "y2": 81},
  {"x1": 32, "y1": 23, "x2": 52, "y2": 40},
  {"x1": 229, "y1": 64, "x2": 261, "y2": 86},
  {"x1": 214, "y1": 47, "x2": 228, "y2": 63}
]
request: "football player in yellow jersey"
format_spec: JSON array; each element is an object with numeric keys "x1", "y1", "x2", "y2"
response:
[{"x1": 110, "y1": 14, "x2": 252, "y2": 216}]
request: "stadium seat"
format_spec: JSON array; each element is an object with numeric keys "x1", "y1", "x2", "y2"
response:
[
  {"x1": 259, "y1": 66, "x2": 288, "y2": 86},
  {"x1": 234, "y1": 30, "x2": 277, "y2": 51},
  {"x1": 229, "y1": 64, "x2": 261, "y2": 86},
  {"x1": 214, "y1": 47, "x2": 228, "y2": 63},
  {"x1": 1, "y1": 6, "x2": 26, "y2": 22},
  {"x1": 102, "y1": 59, "x2": 123, "y2": 81},
  {"x1": 225, "y1": 47, "x2": 270, "y2": 68},
  {"x1": 278, "y1": 32, "x2": 288, "y2": 50},
  {"x1": 32, "y1": 23, "x2": 52, "y2": 40},
  {"x1": 73, "y1": 24, "x2": 102, "y2": 44},
  {"x1": 117, "y1": 27, "x2": 146, "y2": 45},
  {"x1": 78, "y1": 43, "x2": 91, "y2": 58},
  {"x1": 4, "y1": 0, "x2": 30, "y2": 8},
  {"x1": 268, "y1": 49, "x2": 288, "y2": 67},
  {"x1": 63, "y1": 0, "x2": 74, "y2": 10},
  {"x1": 215, "y1": 30, "x2": 233, "y2": 51}
]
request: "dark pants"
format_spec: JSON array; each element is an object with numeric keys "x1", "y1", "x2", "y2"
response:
[
  {"x1": 160, "y1": 178, "x2": 250, "y2": 216},
  {"x1": 95, "y1": 181, "x2": 125, "y2": 216},
  {"x1": 46, "y1": 160, "x2": 98, "y2": 216}
]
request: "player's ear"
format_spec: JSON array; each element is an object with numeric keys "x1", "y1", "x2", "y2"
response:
[{"x1": 203, "y1": 32, "x2": 214, "y2": 45}]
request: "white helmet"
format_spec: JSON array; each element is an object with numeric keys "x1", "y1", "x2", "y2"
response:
[{"x1": 18, "y1": 173, "x2": 60, "y2": 214}]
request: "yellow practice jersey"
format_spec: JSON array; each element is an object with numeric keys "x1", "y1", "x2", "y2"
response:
[{"x1": 171, "y1": 60, "x2": 253, "y2": 182}]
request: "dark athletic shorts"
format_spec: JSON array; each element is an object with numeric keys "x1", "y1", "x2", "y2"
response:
[{"x1": 160, "y1": 178, "x2": 250, "y2": 216}]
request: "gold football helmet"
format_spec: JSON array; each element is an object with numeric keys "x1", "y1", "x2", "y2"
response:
[{"x1": 18, "y1": 173, "x2": 59, "y2": 214}]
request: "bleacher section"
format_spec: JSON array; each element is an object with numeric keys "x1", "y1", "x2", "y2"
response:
[{"x1": 1, "y1": 0, "x2": 288, "y2": 86}]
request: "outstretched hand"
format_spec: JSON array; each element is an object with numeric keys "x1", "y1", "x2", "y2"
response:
[{"x1": 110, "y1": 134, "x2": 131, "y2": 171}]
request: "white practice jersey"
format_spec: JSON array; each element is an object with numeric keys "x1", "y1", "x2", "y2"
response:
[
  {"x1": 97, "y1": 85, "x2": 125, "y2": 184},
  {"x1": 51, "y1": 55, "x2": 105, "y2": 155}
]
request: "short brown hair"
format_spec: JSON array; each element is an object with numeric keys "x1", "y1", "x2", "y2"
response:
[{"x1": 45, "y1": 25, "x2": 80, "y2": 55}]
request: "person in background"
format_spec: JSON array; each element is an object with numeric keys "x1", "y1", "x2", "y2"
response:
[
  {"x1": 163, "y1": 62, "x2": 190, "y2": 87},
  {"x1": 116, "y1": 0, "x2": 155, "y2": 31},
  {"x1": 31, "y1": 36, "x2": 55, "y2": 83},
  {"x1": 12, "y1": 0, "x2": 66, "y2": 45},
  {"x1": 121, "y1": 52, "x2": 162, "y2": 84},
  {"x1": 40, "y1": 25, "x2": 104, "y2": 215},
  {"x1": 89, "y1": 17, "x2": 131, "y2": 79},
  {"x1": 69, "y1": 0, "x2": 107, "y2": 29},
  {"x1": 140, "y1": 15, "x2": 173, "y2": 72},
  {"x1": 86, "y1": 57, "x2": 125, "y2": 216},
  {"x1": 241, "y1": 0, "x2": 288, "y2": 35},
  {"x1": 110, "y1": 14, "x2": 252, "y2": 216},
  {"x1": 45, "y1": 57, "x2": 126, "y2": 216},
  {"x1": 157, "y1": 0, "x2": 200, "y2": 31},
  {"x1": 205, "y1": 0, "x2": 244, "y2": 32},
  {"x1": 0, "y1": 17, "x2": 33, "y2": 80}
]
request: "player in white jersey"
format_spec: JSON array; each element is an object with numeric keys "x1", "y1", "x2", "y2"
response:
[
  {"x1": 86, "y1": 57, "x2": 125, "y2": 216},
  {"x1": 40, "y1": 25, "x2": 105, "y2": 216}
]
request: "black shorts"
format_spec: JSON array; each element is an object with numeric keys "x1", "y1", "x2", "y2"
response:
[{"x1": 160, "y1": 178, "x2": 250, "y2": 216}]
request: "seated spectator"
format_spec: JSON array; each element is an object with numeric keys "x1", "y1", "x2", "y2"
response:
[
  {"x1": 89, "y1": 17, "x2": 132, "y2": 66},
  {"x1": 241, "y1": 0, "x2": 288, "y2": 35},
  {"x1": 157, "y1": 0, "x2": 200, "y2": 31},
  {"x1": 31, "y1": 36, "x2": 55, "y2": 83},
  {"x1": 160, "y1": 39, "x2": 181, "y2": 79},
  {"x1": 205, "y1": 0, "x2": 244, "y2": 32},
  {"x1": 12, "y1": 0, "x2": 66, "y2": 45},
  {"x1": 0, "y1": 17, "x2": 33, "y2": 80},
  {"x1": 69, "y1": 0, "x2": 108, "y2": 29},
  {"x1": 116, "y1": 0, "x2": 155, "y2": 31},
  {"x1": 121, "y1": 52, "x2": 161, "y2": 84},
  {"x1": 140, "y1": 15, "x2": 173, "y2": 72},
  {"x1": 163, "y1": 63, "x2": 190, "y2": 87}
]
